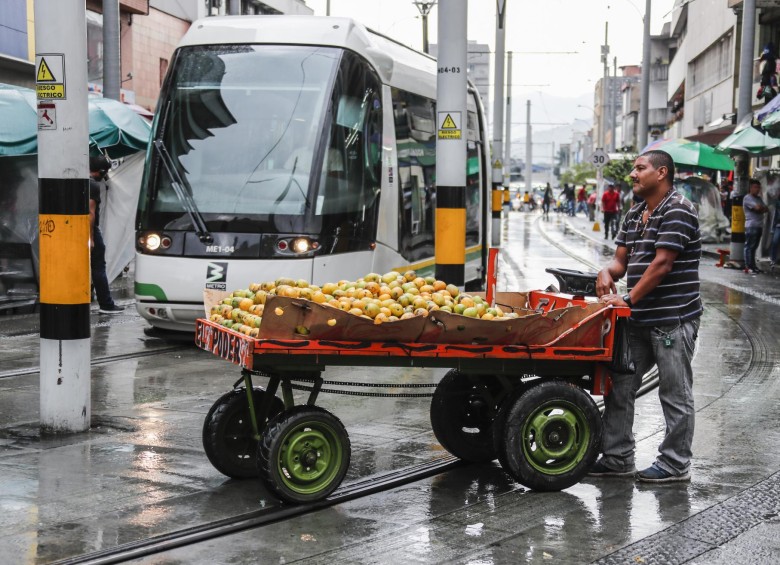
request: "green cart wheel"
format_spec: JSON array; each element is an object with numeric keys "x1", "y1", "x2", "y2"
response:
[
  {"x1": 497, "y1": 380, "x2": 601, "y2": 491},
  {"x1": 202, "y1": 387, "x2": 284, "y2": 479},
  {"x1": 430, "y1": 370, "x2": 506, "y2": 463},
  {"x1": 258, "y1": 406, "x2": 351, "y2": 503}
]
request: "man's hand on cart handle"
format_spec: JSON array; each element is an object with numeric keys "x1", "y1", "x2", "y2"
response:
[{"x1": 599, "y1": 293, "x2": 629, "y2": 307}]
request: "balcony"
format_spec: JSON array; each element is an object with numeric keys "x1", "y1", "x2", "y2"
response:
[
  {"x1": 648, "y1": 108, "x2": 670, "y2": 128},
  {"x1": 651, "y1": 64, "x2": 669, "y2": 82}
]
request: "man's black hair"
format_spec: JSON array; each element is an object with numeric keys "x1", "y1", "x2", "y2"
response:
[
  {"x1": 89, "y1": 155, "x2": 111, "y2": 173},
  {"x1": 748, "y1": 178, "x2": 761, "y2": 187},
  {"x1": 641, "y1": 149, "x2": 675, "y2": 181}
]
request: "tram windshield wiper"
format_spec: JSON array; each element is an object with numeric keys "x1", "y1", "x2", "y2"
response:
[{"x1": 153, "y1": 140, "x2": 214, "y2": 244}]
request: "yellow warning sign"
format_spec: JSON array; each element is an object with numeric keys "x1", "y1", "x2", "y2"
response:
[
  {"x1": 35, "y1": 54, "x2": 66, "y2": 100},
  {"x1": 437, "y1": 111, "x2": 461, "y2": 140},
  {"x1": 493, "y1": 159, "x2": 502, "y2": 169},
  {"x1": 441, "y1": 114, "x2": 457, "y2": 129},
  {"x1": 37, "y1": 58, "x2": 56, "y2": 82},
  {"x1": 36, "y1": 84, "x2": 65, "y2": 99}
]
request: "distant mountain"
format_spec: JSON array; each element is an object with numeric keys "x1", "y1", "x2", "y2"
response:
[{"x1": 503, "y1": 91, "x2": 594, "y2": 167}]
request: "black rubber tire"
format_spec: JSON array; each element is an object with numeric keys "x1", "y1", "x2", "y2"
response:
[
  {"x1": 258, "y1": 406, "x2": 351, "y2": 504},
  {"x1": 492, "y1": 379, "x2": 537, "y2": 472},
  {"x1": 202, "y1": 387, "x2": 284, "y2": 479},
  {"x1": 497, "y1": 380, "x2": 601, "y2": 491},
  {"x1": 430, "y1": 370, "x2": 506, "y2": 463}
]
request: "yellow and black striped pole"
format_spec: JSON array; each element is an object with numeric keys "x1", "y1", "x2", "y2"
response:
[
  {"x1": 35, "y1": 0, "x2": 91, "y2": 432},
  {"x1": 435, "y1": 0, "x2": 468, "y2": 287}
]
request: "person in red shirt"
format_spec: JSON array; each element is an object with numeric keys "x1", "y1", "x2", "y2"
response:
[
  {"x1": 601, "y1": 183, "x2": 621, "y2": 239},
  {"x1": 576, "y1": 185, "x2": 588, "y2": 215}
]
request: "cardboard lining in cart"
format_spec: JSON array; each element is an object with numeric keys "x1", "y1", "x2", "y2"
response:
[{"x1": 204, "y1": 289, "x2": 608, "y2": 346}]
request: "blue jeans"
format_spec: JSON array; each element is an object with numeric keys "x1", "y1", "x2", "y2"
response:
[
  {"x1": 91, "y1": 227, "x2": 115, "y2": 309},
  {"x1": 600, "y1": 318, "x2": 699, "y2": 475},
  {"x1": 744, "y1": 227, "x2": 763, "y2": 270},
  {"x1": 771, "y1": 225, "x2": 780, "y2": 263}
]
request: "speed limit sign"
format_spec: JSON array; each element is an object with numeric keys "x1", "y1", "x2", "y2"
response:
[{"x1": 590, "y1": 148, "x2": 610, "y2": 169}]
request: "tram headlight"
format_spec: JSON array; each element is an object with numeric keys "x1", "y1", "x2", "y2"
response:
[
  {"x1": 291, "y1": 237, "x2": 319, "y2": 254},
  {"x1": 291, "y1": 237, "x2": 310, "y2": 254},
  {"x1": 144, "y1": 233, "x2": 162, "y2": 251}
]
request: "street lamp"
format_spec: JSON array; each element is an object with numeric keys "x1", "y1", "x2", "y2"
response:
[{"x1": 413, "y1": 1, "x2": 437, "y2": 54}]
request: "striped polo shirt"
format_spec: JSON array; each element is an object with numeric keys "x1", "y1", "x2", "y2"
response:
[{"x1": 615, "y1": 188, "x2": 702, "y2": 326}]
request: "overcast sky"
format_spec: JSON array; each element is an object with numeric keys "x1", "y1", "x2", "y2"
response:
[{"x1": 306, "y1": 0, "x2": 677, "y2": 125}]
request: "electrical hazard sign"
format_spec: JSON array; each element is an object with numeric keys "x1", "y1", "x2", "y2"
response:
[
  {"x1": 38, "y1": 102, "x2": 56, "y2": 130},
  {"x1": 35, "y1": 54, "x2": 66, "y2": 100},
  {"x1": 437, "y1": 111, "x2": 462, "y2": 140}
]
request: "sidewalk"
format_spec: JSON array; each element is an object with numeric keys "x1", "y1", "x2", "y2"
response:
[{"x1": 558, "y1": 210, "x2": 780, "y2": 278}]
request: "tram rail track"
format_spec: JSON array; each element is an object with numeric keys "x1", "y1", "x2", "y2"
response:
[
  {"x1": 0, "y1": 345, "x2": 191, "y2": 381},
  {"x1": 47, "y1": 375, "x2": 662, "y2": 565},
  {"x1": 52, "y1": 213, "x2": 665, "y2": 565},
  {"x1": 35, "y1": 213, "x2": 771, "y2": 564},
  {"x1": 51, "y1": 457, "x2": 464, "y2": 565}
]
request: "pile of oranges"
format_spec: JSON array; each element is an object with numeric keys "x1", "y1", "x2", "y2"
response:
[{"x1": 208, "y1": 271, "x2": 519, "y2": 337}]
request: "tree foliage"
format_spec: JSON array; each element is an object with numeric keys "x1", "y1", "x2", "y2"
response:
[
  {"x1": 603, "y1": 157, "x2": 635, "y2": 189},
  {"x1": 559, "y1": 162, "x2": 596, "y2": 186}
]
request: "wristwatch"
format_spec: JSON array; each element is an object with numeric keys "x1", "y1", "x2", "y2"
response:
[{"x1": 621, "y1": 293, "x2": 632, "y2": 307}]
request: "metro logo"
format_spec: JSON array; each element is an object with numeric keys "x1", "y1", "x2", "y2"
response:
[{"x1": 206, "y1": 262, "x2": 227, "y2": 283}]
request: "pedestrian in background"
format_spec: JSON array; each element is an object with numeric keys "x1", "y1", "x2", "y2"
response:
[
  {"x1": 563, "y1": 183, "x2": 575, "y2": 216},
  {"x1": 589, "y1": 149, "x2": 701, "y2": 483},
  {"x1": 601, "y1": 183, "x2": 621, "y2": 239},
  {"x1": 542, "y1": 183, "x2": 553, "y2": 220},
  {"x1": 770, "y1": 200, "x2": 780, "y2": 272},
  {"x1": 587, "y1": 189, "x2": 597, "y2": 221},
  {"x1": 759, "y1": 43, "x2": 778, "y2": 103},
  {"x1": 89, "y1": 155, "x2": 124, "y2": 314},
  {"x1": 576, "y1": 185, "x2": 588, "y2": 216},
  {"x1": 720, "y1": 180, "x2": 733, "y2": 222},
  {"x1": 743, "y1": 178, "x2": 768, "y2": 274}
]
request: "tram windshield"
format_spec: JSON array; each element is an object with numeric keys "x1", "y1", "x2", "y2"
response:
[{"x1": 139, "y1": 44, "x2": 383, "y2": 238}]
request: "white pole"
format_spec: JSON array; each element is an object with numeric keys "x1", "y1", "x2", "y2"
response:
[
  {"x1": 598, "y1": 22, "x2": 609, "y2": 202},
  {"x1": 525, "y1": 100, "x2": 532, "y2": 193},
  {"x1": 491, "y1": 0, "x2": 507, "y2": 246},
  {"x1": 35, "y1": 0, "x2": 91, "y2": 432},
  {"x1": 435, "y1": 0, "x2": 468, "y2": 286},
  {"x1": 731, "y1": 0, "x2": 757, "y2": 264},
  {"x1": 102, "y1": 0, "x2": 121, "y2": 101},
  {"x1": 637, "y1": 0, "x2": 652, "y2": 150},
  {"x1": 504, "y1": 51, "x2": 513, "y2": 189}
]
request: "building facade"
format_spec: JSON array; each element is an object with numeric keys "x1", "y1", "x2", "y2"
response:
[{"x1": 0, "y1": 0, "x2": 312, "y2": 110}]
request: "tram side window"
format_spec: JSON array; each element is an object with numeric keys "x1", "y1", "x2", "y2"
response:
[
  {"x1": 466, "y1": 110, "x2": 481, "y2": 248},
  {"x1": 393, "y1": 88, "x2": 436, "y2": 262},
  {"x1": 316, "y1": 51, "x2": 382, "y2": 228}
]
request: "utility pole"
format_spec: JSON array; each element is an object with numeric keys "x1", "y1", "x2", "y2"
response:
[
  {"x1": 491, "y1": 0, "x2": 507, "y2": 246},
  {"x1": 504, "y1": 51, "x2": 513, "y2": 191},
  {"x1": 229, "y1": 0, "x2": 241, "y2": 15},
  {"x1": 731, "y1": 0, "x2": 757, "y2": 266},
  {"x1": 637, "y1": 0, "x2": 651, "y2": 151},
  {"x1": 434, "y1": 0, "x2": 467, "y2": 287},
  {"x1": 610, "y1": 56, "x2": 617, "y2": 153},
  {"x1": 35, "y1": 0, "x2": 91, "y2": 432},
  {"x1": 413, "y1": 1, "x2": 437, "y2": 54},
  {"x1": 550, "y1": 141, "x2": 555, "y2": 186},
  {"x1": 525, "y1": 100, "x2": 532, "y2": 193},
  {"x1": 102, "y1": 0, "x2": 121, "y2": 101},
  {"x1": 326, "y1": 0, "x2": 331, "y2": 16},
  {"x1": 598, "y1": 21, "x2": 609, "y2": 202}
]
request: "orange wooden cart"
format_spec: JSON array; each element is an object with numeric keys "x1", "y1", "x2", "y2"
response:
[{"x1": 195, "y1": 289, "x2": 628, "y2": 504}]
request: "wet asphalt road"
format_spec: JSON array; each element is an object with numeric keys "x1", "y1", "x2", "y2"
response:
[{"x1": 0, "y1": 211, "x2": 778, "y2": 564}]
